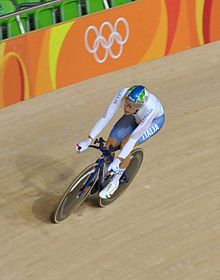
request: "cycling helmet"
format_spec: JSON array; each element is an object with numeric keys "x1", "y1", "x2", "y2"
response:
[{"x1": 124, "y1": 85, "x2": 149, "y2": 109}]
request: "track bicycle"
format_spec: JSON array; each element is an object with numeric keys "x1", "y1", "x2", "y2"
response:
[{"x1": 51, "y1": 137, "x2": 144, "y2": 223}]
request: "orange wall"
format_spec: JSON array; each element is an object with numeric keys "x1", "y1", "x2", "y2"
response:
[{"x1": 0, "y1": 0, "x2": 220, "y2": 108}]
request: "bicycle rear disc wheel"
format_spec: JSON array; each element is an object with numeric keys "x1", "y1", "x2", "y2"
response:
[
  {"x1": 99, "y1": 148, "x2": 144, "y2": 207},
  {"x1": 51, "y1": 163, "x2": 98, "y2": 223}
]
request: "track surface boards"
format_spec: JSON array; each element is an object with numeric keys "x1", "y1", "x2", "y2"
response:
[{"x1": 0, "y1": 41, "x2": 220, "y2": 280}]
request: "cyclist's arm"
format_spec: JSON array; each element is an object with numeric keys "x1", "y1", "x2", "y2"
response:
[
  {"x1": 89, "y1": 88, "x2": 127, "y2": 140},
  {"x1": 118, "y1": 109, "x2": 156, "y2": 159}
]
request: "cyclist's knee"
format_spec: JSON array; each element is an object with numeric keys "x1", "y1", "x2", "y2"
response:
[{"x1": 106, "y1": 137, "x2": 120, "y2": 148}]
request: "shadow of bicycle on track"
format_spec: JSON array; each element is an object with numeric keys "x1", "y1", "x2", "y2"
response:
[{"x1": 15, "y1": 153, "x2": 78, "y2": 224}]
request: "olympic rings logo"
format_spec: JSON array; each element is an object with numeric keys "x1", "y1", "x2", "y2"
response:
[{"x1": 84, "y1": 17, "x2": 129, "y2": 64}]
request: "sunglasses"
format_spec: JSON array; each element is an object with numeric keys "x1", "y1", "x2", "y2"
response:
[
  {"x1": 124, "y1": 100, "x2": 141, "y2": 110},
  {"x1": 124, "y1": 102, "x2": 134, "y2": 109}
]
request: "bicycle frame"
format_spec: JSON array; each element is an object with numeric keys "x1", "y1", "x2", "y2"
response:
[
  {"x1": 77, "y1": 138, "x2": 116, "y2": 197},
  {"x1": 77, "y1": 163, "x2": 100, "y2": 198},
  {"x1": 51, "y1": 138, "x2": 143, "y2": 222}
]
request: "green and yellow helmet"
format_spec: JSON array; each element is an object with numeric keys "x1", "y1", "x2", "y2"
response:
[{"x1": 124, "y1": 85, "x2": 149, "y2": 109}]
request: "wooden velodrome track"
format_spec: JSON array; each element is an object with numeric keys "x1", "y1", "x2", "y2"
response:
[{"x1": 0, "y1": 41, "x2": 220, "y2": 280}]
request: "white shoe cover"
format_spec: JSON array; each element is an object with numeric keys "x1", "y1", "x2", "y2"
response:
[{"x1": 99, "y1": 181, "x2": 119, "y2": 199}]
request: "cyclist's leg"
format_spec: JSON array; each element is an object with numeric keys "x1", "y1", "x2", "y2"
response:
[
  {"x1": 105, "y1": 137, "x2": 120, "y2": 149},
  {"x1": 104, "y1": 115, "x2": 137, "y2": 183},
  {"x1": 100, "y1": 115, "x2": 137, "y2": 195}
]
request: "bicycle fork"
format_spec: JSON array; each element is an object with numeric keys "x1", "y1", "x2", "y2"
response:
[{"x1": 77, "y1": 165, "x2": 100, "y2": 198}]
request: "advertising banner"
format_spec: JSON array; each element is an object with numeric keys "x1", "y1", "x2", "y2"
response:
[{"x1": 0, "y1": 0, "x2": 220, "y2": 108}]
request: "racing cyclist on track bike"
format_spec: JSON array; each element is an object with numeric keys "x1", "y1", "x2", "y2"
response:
[{"x1": 76, "y1": 85, "x2": 165, "y2": 199}]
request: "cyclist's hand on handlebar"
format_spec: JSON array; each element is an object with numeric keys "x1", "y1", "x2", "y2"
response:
[
  {"x1": 108, "y1": 158, "x2": 121, "y2": 174},
  {"x1": 76, "y1": 138, "x2": 92, "y2": 153}
]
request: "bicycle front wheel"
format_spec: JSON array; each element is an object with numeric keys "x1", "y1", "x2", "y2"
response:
[{"x1": 51, "y1": 163, "x2": 98, "y2": 223}]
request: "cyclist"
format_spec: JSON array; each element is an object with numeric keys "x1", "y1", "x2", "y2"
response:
[{"x1": 76, "y1": 85, "x2": 165, "y2": 199}]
